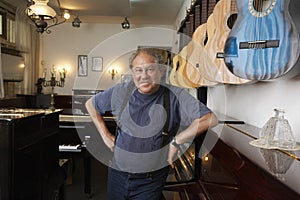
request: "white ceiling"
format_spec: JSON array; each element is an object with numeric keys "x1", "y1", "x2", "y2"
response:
[{"x1": 7, "y1": 0, "x2": 185, "y2": 25}]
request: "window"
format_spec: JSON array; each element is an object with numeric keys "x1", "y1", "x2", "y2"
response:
[
  {"x1": 6, "y1": 12, "x2": 15, "y2": 44},
  {"x1": 0, "y1": 9, "x2": 7, "y2": 40},
  {"x1": 0, "y1": 2, "x2": 16, "y2": 46}
]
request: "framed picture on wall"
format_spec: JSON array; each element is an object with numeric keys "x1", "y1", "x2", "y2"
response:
[
  {"x1": 92, "y1": 57, "x2": 103, "y2": 71},
  {"x1": 78, "y1": 55, "x2": 88, "y2": 76}
]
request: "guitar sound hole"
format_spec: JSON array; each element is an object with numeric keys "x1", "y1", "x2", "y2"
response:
[
  {"x1": 227, "y1": 13, "x2": 238, "y2": 29},
  {"x1": 253, "y1": 0, "x2": 272, "y2": 12},
  {"x1": 176, "y1": 61, "x2": 180, "y2": 71},
  {"x1": 204, "y1": 33, "x2": 208, "y2": 46}
]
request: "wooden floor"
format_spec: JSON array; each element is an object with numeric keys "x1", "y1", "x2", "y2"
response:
[
  {"x1": 61, "y1": 157, "x2": 183, "y2": 200},
  {"x1": 60, "y1": 155, "x2": 236, "y2": 200},
  {"x1": 62, "y1": 156, "x2": 108, "y2": 200}
]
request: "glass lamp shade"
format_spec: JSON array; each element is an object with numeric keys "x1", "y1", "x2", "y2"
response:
[
  {"x1": 63, "y1": 10, "x2": 71, "y2": 20},
  {"x1": 27, "y1": 1, "x2": 56, "y2": 19}
]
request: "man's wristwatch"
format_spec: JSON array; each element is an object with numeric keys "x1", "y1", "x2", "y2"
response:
[{"x1": 171, "y1": 137, "x2": 180, "y2": 148}]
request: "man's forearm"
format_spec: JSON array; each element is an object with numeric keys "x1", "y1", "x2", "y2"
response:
[
  {"x1": 175, "y1": 112, "x2": 218, "y2": 145},
  {"x1": 85, "y1": 98, "x2": 115, "y2": 151}
]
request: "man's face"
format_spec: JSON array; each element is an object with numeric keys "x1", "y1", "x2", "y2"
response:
[{"x1": 131, "y1": 53, "x2": 164, "y2": 94}]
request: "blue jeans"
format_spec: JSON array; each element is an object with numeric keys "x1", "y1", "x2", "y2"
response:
[{"x1": 107, "y1": 166, "x2": 170, "y2": 200}]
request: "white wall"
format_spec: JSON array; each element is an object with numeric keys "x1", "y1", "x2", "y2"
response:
[
  {"x1": 42, "y1": 23, "x2": 120, "y2": 95},
  {"x1": 42, "y1": 23, "x2": 175, "y2": 95}
]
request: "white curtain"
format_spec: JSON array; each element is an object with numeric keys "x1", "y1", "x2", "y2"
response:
[
  {"x1": 15, "y1": 7, "x2": 40, "y2": 94},
  {"x1": 0, "y1": 47, "x2": 4, "y2": 98}
]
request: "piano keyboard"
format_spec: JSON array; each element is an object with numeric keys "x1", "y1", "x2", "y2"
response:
[{"x1": 59, "y1": 144, "x2": 82, "y2": 152}]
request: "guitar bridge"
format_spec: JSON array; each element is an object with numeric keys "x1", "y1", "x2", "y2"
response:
[
  {"x1": 239, "y1": 40, "x2": 279, "y2": 49},
  {"x1": 216, "y1": 52, "x2": 224, "y2": 58}
]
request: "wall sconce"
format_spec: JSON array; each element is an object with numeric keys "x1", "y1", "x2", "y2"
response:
[
  {"x1": 26, "y1": 0, "x2": 70, "y2": 34},
  {"x1": 121, "y1": 16, "x2": 130, "y2": 29},
  {"x1": 108, "y1": 68, "x2": 118, "y2": 80},
  {"x1": 72, "y1": 16, "x2": 82, "y2": 28}
]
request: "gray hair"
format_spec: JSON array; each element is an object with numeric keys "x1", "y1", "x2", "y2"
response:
[{"x1": 129, "y1": 48, "x2": 166, "y2": 69}]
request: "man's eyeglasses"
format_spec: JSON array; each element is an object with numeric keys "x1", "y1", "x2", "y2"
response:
[{"x1": 132, "y1": 64, "x2": 158, "y2": 75}]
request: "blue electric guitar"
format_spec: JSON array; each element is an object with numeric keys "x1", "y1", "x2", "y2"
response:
[{"x1": 223, "y1": 0, "x2": 300, "y2": 80}]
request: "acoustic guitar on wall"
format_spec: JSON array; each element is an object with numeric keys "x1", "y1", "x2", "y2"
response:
[
  {"x1": 183, "y1": 0, "x2": 218, "y2": 87},
  {"x1": 184, "y1": 34, "x2": 218, "y2": 87},
  {"x1": 198, "y1": 13, "x2": 220, "y2": 82},
  {"x1": 169, "y1": 48, "x2": 193, "y2": 88},
  {"x1": 223, "y1": 0, "x2": 300, "y2": 80},
  {"x1": 193, "y1": 0, "x2": 221, "y2": 84},
  {"x1": 204, "y1": 0, "x2": 252, "y2": 84},
  {"x1": 174, "y1": 46, "x2": 194, "y2": 88},
  {"x1": 179, "y1": 1, "x2": 213, "y2": 88},
  {"x1": 169, "y1": 54, "x2": 181, "y2": 87}
]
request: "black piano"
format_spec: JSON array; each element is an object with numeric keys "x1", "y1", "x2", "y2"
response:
[
  {"x1": 0, "y1": 108, "x2": 63, "y2": 200},
  {"x1": 56, "y1": 90, "x2": 115, "y2": 198}
]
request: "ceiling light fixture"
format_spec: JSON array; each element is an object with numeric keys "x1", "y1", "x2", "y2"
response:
[
  {"x1": 26, "y1": 0, "x2": 70, "y2": 34},
  {"x1": 121, "y1": 16, "x2": 130, "y2": 29},
  {"x1": 72, "y1": 16, "x2": 81, "y2": 28}
]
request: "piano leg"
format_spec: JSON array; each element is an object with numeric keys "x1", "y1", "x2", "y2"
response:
[
  {"x1": 84, "y1": 155, "x2": 92, "y2": 198},
  {"x1": 58, "y1": 183, "x2": 65, "y2": 200}
]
